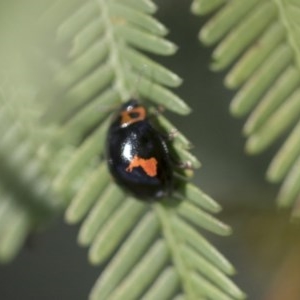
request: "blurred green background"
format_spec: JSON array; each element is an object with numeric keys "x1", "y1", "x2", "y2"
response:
[{"x1": 0, "y1": 1, "x2": 299, "y2": 299}]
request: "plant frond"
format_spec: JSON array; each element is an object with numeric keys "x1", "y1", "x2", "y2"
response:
[
  {"x1": 35, "y1": 0, "x2": 245, "y2": 299},
  {"x1": 73, "y1": 182, "x2": 244, "y2": 300},
  {"x1": 0, "y1": 77, "x2": 61, "y2": 263},
  {"x1": 0, "y1": 0, "x2": 245, "y2": 298},
  {"x1": 192, "y1": 0, "x2": 300, "y2": 214}
]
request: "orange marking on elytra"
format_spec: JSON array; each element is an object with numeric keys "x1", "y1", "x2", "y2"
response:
[{"x1": 126, "y1": 155, "x2": 158, "y2": 177}]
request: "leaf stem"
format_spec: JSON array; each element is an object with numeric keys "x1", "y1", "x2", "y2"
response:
[
  {"x1": 97, "y1": 0, "x2": 130, "y2": 101},
  {"x1": 155, "y1": 203, "x2": 199, "y2": 300}
]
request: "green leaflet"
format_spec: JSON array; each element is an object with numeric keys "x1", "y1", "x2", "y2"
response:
[
  {"x1": 0, "y1": 193, "x2": 31, "y2": 262},
  {"x1": 193, "y1": 0, "x2": 300, "y2": 214}
]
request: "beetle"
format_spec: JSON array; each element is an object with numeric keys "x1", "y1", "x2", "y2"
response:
[{"x1": 106, "y1": 99, "x2": 173, "y2": 200}]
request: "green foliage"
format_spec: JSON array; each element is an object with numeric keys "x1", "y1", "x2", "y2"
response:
[
  {"x1": 41, "y1": 0, "x2": 243, "y2": 299},
  {"x1": 0, "y1": 75, "x2": 61, "y2": 262},
  {"x1": 0, "y1": 0, "x2": 245, "y2": 299},
  {"x1": 192, "y1": 0, "x2": 300, "y2": 215}
]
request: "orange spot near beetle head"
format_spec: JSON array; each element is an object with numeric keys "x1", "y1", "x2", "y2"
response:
[{"x1": 120, "y1": 105, "x2": 146, "y2": 127}]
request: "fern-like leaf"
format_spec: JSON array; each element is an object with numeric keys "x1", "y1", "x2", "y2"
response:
[
  {"x1": 36, "y1": 0, "x2": 245, "y2": 299},
  {"x1": 0, "y1": 74, "x2": 61, "y2": 262},
  {"x1": 192, "y1": 0, "x2": 300, "y2": 215}
]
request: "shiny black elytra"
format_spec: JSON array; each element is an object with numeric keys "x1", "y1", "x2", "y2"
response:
[{"x1": 106, "y1": 99, "x2": 173, "y2": 200}]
